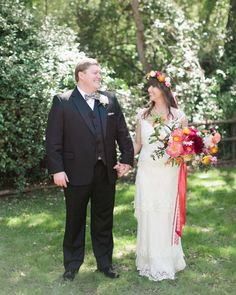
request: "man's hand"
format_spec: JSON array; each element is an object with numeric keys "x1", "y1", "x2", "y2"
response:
[
  {"x1": 53, "y1": 172, "x2": 69, "y2": 188},
  {"x1": 113, "y1": 162, "x2": 131, "y2": 178}
]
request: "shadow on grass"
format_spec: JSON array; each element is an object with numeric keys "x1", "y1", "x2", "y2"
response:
[
  {"x1": 0, "y1": 168, "x2": 236, "y2": 294},
  {"x1": 183, "y1": 168, "x2": 236, "y2": 287}
]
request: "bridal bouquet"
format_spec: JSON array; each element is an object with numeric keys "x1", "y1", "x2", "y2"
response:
[
  {"x1": 149, "y1": 115, "x2": 221, "y2": 169},
  {"x1": 149, "y1": 114, "x2": 221, "y2": 241}
]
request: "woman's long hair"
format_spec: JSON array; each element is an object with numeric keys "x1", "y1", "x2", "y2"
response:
[{"x1": 143, "y1": 77, "x2": 178, "y2": 119}]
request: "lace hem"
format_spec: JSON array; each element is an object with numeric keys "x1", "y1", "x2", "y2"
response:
[
  {"x1": 138, "y1": 268, "x2": 175, "y2": 281},
  {"x1": 137, "y1": 262, "x2": 186, "y2": 281},
  {"x1": 136, "y1": 253, "x2": 186, "y2": 281}
]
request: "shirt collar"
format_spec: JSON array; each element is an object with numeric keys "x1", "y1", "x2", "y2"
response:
[{"x1": 77, "y1": 86, "x2": 87, "y2": 100}]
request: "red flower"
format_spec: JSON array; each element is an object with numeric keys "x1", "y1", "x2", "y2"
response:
[
  {"x1": 188, "y1": 127, "x2": 198, "y2": 136},
  {"x1": 183, "y1": 142, "x2": 195, "y2": 154},
  {"x1": 189, "y1": 134, "x2": 204, "y2": 154}
]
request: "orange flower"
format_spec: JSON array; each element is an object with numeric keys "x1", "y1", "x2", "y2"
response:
[
  {"x1": 157, "y1": 74, "x2": 165, "y2": 82},
  {"x1": 209, "y1": 145, "x2": 219, "y2": 154}
]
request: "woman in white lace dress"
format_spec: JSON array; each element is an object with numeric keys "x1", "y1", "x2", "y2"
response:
[{"x1": 134, "y1": 71, "x2": 188, "y2": 281}]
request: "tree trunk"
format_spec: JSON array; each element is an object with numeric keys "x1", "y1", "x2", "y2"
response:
[
  {"x1": 131, "y1": 0, "x2": 151, "y2": 73},
  {"x1": 225, "y1": 0, "x2": 236, "y2": 58},
  {"x1": 45, "y1": 0, "x2": 48, "y2": 15}
]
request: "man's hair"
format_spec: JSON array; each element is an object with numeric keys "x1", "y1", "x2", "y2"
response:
[{"x1": 75, "y1": 58, "x2": 99, "y2": 82}]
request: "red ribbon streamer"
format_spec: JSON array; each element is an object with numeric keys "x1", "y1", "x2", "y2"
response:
[{"x1": 176, "y1": 162, "x2": 188, "y2": 237}]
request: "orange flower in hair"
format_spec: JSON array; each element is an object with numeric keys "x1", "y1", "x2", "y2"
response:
[
  {"x1": 156, "y1": 71, "x2": 165, "y2": 82},
  {"x1": 146, "y1": 70, "x2": 171, "y2": 87}
]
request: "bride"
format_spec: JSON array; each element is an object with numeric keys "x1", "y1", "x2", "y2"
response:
[{"x1": 133, "y1": 71, "x2": 188, "y2": 281}]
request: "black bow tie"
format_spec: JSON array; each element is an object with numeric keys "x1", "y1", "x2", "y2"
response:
[{"x1": 84, "y1": 93, "x2": 100, "y2": 101}]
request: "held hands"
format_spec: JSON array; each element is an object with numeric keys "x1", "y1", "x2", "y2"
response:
[
  {"x1": 53, "y1": 172, "x2": 69, "y2": 188},
  {"x1": 113, "y1": 162, "x2": 131, "y2": 178}
]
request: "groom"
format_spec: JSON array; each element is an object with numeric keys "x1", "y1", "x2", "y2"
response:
[{"x1": 46, "y1": 58, "x2": 134, "y2": 281}]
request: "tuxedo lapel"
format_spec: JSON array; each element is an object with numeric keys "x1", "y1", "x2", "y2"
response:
[
  {"x1": 71, "y1": 87, "x2": 96, "y2": 135},
  {"x1": 97, "y1": 100, "x2": 108, "y2": 138}
]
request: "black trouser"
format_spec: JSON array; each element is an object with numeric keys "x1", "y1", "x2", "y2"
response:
[{"x1": 63, "y1": 161, "x2": 116, "y2": 271}]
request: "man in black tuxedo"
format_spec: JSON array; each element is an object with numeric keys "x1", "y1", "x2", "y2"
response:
[{"x1": 46, "y1": 58, "x2": 134, "y2": 281}]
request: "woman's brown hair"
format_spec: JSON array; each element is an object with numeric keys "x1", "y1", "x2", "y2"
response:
[{"x1": 143, "y1": 77, "x2": 178, "y2": 119}]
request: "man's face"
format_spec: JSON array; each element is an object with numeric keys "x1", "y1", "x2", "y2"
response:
[{"x1": 78, "y1": 65, "x2": 101, "y2": 92}]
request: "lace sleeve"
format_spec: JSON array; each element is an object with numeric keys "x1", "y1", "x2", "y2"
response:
[
  {"x1": 136, "y1": 109, "x2": 145, "y2": 122},
  {"x1": 178, "y1": 110, "x2": 188, "y2": 127}
]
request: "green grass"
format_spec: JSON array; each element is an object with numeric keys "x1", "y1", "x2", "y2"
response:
[{"x1": 0, "y1": 168, "x2": 236, "y2": 295}]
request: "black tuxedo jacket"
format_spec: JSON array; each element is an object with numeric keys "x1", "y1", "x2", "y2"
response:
[{"x1": 46, "y1": 87, "x2": 134, "y2": 185}]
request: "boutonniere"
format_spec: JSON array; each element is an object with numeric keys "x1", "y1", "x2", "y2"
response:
[{"x1": 98, "y1": 94, "x2": 109, "y2": 107}]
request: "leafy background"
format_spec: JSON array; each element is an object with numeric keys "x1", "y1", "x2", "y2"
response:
[{"x1": 0, "y1": 0, "x2": 236, "y2": 189}]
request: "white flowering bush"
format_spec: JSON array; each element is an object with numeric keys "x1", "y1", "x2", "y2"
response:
[{"x1": 137, "y1": 0, "x2": 223, "y2": 121}]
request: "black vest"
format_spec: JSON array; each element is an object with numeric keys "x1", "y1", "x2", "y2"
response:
[{"x1": 90, "y1": 101, "x2": 106, "y2": 164}]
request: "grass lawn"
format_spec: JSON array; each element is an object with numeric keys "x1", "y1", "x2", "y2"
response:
[{"x1": 0, "y1": 168, "x2": 236, "y2": 295}]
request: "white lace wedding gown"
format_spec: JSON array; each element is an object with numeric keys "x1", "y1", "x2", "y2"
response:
[{"x1": 135, "y1": 109, "x2": 186, "y2": 281}]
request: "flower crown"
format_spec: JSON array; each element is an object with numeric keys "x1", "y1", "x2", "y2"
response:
[{"x1": 146, "y1": 70, "x2": 171, "y2": 88}]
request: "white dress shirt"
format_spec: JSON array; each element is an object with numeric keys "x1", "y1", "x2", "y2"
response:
[{"x1": 77, "y1": 86, "x2": 95, "y2": 110}]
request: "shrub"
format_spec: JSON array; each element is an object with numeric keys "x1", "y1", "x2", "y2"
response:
[{"x1": 0, "y1": 0, "x2": 85, "y2": 189}]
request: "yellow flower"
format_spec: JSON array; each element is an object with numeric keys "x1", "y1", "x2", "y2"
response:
[
  {"x1": 183, "y1": 127, "x2": 191, "y2": 135},
  {"x1": 149, "y1": 70, "x2": 156, "y2": 76},
  {"x1": 183, "y1": 154, "x2": 193, "y2": 162},
  {"x1": 201, "y1": 155, "x2": 212, "y2": 165}
]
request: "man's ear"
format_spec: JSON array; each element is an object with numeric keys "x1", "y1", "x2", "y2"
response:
[{"x1": 78, "y1": 71, "x2": 84, "y2": 81}]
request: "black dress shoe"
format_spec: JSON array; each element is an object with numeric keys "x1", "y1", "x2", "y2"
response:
[
  {"x1": 98, "y1": 267, "x2": 119, "y2": 279},
  {"x1": 63, "y1": 269, "x2": 78, "y2": 281}
]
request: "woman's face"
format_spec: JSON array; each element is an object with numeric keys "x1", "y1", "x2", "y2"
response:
[{"x1": 148, "y1": 85, "x2": 164, "y2": 103}]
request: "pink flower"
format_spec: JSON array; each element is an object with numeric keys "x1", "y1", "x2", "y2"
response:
[
  {"x1": 212, "y1": 132, "x2": 221, "y2": 144},
  {"x1": 166, "y1": 143, "x2": 184, "y2": 157},
  {"x1": 170, "y1": 128, "x2": 184, "y2": 143},
  {"x1": 165, "y1": 81, "x2": 171, "y2": 87},
  {"x1": 211, "y1": 156, "x2": 218, "y2": 164}
]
